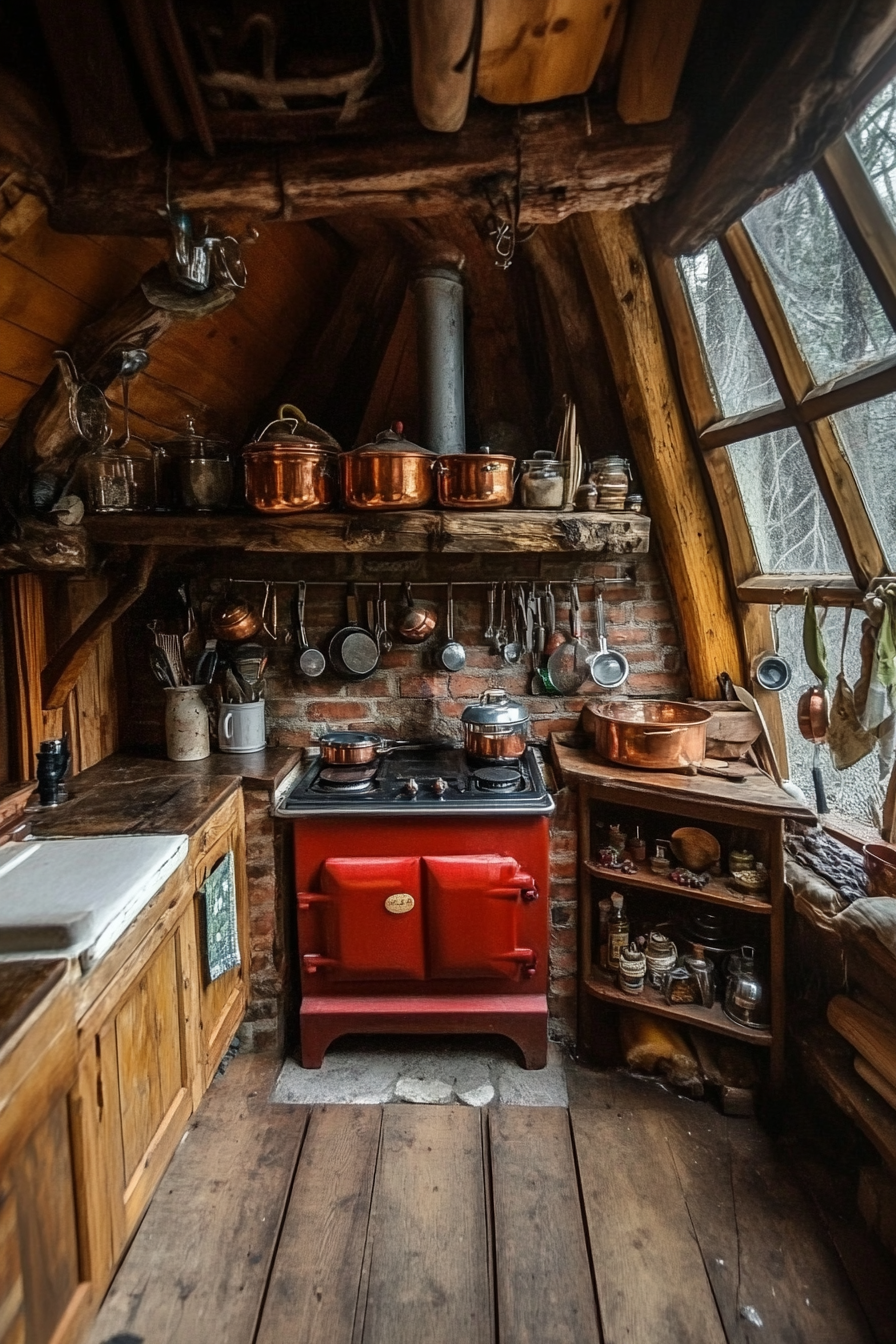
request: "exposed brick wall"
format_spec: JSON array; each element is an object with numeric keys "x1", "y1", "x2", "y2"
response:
[{"x1": 120, "y1": 550, "x2": 688, "y2": 1049}]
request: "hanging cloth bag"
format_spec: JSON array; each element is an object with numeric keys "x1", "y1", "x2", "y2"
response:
[{"x1": 828, "y1": 607, "x2": 876, "y2": 771}]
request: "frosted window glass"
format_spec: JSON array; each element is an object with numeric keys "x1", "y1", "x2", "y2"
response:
[
  {"x1": 849, "y1": 77, "x2": 896, "y2": 230},
  {"x1": 745, "y1": 173, "x2": 896, "y2": 384},
  {"x1": 678, "y1": 242, "x2": 779, "y2": 416},
  {"x1": 727, "y1": 428, "x2": 848, "y2": 573},
  {"x1": 831, "y1": 395, "x2": 896, "y2": 571}
]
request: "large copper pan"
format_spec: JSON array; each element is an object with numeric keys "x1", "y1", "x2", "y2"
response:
[{"x1": 592, "y1": 700, "x2": 711, "y2": 770}]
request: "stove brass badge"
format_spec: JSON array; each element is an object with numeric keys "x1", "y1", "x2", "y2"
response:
[{"x1": 384, "y1": 893, "x2": 415, "y2": 914}]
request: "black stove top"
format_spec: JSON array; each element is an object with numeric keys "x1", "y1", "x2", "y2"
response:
[{"x1": 276, "y1": 745, "x2": 555, "y2": 817}]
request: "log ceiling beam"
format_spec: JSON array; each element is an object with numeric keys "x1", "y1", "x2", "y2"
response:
[{"x1": 47, "y1": 100, "x2": 687, "y2": 236}]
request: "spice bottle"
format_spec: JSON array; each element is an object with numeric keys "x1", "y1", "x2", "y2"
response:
[
  {"x1": 607, "y1": 892, "x2": 629, "y2": 970},
  {"x1": 630, "y1": 826, "x2": 646, "y2": 863},
  {"x1": 597, "y1": 897, "x2": 612, "y2": 969}
]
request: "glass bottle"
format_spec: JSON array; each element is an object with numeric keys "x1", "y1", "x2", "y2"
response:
[
  {"x1": 607, "y1": 892, "x2": 629, "y2": 970},
  {"x1": 597, "y1": 897, "x2": 612, "y2": 969}
]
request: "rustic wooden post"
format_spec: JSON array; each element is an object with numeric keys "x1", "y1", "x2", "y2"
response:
[{"x1": 571, "y1": 209, "x2": 745, "y2": 698}]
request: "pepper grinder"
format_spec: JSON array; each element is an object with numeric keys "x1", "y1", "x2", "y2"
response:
[{"x1": 35, "y1": 735, "x2": 71, "y2": 807}]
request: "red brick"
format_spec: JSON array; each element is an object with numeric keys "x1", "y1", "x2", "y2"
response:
[
  {"x1": 528, "y1": 716, "x2": 578, "y2": 740},
  {"x1": 550, "y1": 853, "x2": 577, "y2": 879},
  {"x1": 548, "y1": 975, "x2": 576, "y2": 998},
  {"x1": 604, "y1": 624, "x2": 654, "y2": 645},
  {"x1": 400, "y1": 673, "x2": 449, "y2": 698},
  {"x1": 550, "y1": 949, "x2": 577, "y2": 976},
  {"x1": 628, "y1": 671, "x2": 685, "y2": 693},
  {"x1": 250, "y1": 911, "x2": 275, "y2": 938},
  {"x1": 550, "y1": 926, "x2": 577, "y2": 953},
  {"x1": 634, "y1": 601, "x2": 673, "y2": 624},
  {"x1": 379, "y1": 648, "x2": 418, "y2": 669},
  {"x1": 307, "y1": 700, "x2": 372, "y2": 721}
]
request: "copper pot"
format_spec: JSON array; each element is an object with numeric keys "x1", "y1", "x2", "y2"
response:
[
  {"x1": 436, "y1": 451, "x2": 517, "y2": 509},
  {"x1": 243, "y1": 403, "x2": 339, "y2": 513},
  {"x1": 461, "y1": 689, "x2": 530, "y2": 762},
  {"x1": 210, "y1": 596, "x2": 263, "y2": 642},
  {"x1": 797, "y1": 685, "x2": 828, "y2": 743},
  {"x1": 340, "y1": 424, "x2": 435, "y2": 511},
  {"x1": 592, "y1": 700, "x2": 711, "y2": 770}
]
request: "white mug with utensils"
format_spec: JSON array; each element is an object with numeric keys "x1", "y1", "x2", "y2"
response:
[{"x1": 218, "y1": 700, "x2": 266, "y2": 753}]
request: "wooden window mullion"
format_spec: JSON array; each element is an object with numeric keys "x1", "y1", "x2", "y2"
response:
[{"x1": 817, "y1": 135, "x2": 896, "y2": 332}]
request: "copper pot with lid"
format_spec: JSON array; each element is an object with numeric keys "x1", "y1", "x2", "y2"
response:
[
  {"x1": 436, "y1": 446, "x2": 517, "y2": 509},
  {"x1": 339, "y1": 422, "x2": 436, "y2": 511},
  {"x1": 461, "y1": 689, "x2": 530, "y2": 762},
  {"x1": 244, "y1": 403, "x2": 340, "y2": 513}
]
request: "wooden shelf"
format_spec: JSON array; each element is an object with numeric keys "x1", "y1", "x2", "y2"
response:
[
  {"x1": 584, "y1": 857, "x2": 772, "y2": 914},
  {"x1": 83, "y1": 509, "x2": 650, "y2": 555},
  {"x1": 584, "y1": 968, "x2": 772, "y2": 1046},
  {"x1": 795, "y1": 1018, "x2": 896, "y2": 1175}
]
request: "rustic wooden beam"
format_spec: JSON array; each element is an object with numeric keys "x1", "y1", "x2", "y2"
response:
[
  {"x1": 0, "y1": 520, "x2": 88, "y2": 573},
  {"x1": 649, "y1": 0, "x2": 896, "y2": 255},
  {"x1": 616, "y1": 0, "x2": 702, "y2": 126},
  {"x1": 817, "y1": 135, "x2": 896, "y2": 332},
  {"x1": 48, "y1": 101, "x2": 687, "y2": 236},
  {"x1": 408, "y1": 0, "x2": 477, "y2": 133},
  {"x1": 82, "y1": 510, "x2": 650, "y2": 555},
  {"x1": 40, "y1": 547, "x2": 157, "y2": 712},
  {"x1": 570, "y1": 209, "x2": 746, "y2": 697}
]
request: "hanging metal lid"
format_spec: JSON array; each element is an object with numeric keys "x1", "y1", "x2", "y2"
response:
[
  {"x1": 352, "y1": 421, "x2": 436, "y2": 456},
  {"x1": 461, "y1": 688, "x2": 530, "y2": 727}
]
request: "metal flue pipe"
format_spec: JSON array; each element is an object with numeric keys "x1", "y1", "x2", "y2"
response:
[{"x1": 413, "y1": 249, "x2": 466, "y2": 455}]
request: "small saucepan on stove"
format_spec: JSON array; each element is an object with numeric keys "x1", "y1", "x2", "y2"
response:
[
  {"x1": 328, "y1": 585, "x2": 380, "y2": 681},
  {"x1": 461, "y1": 688, "x2": 530, "y2": 763},
  {"x1": 317, "y1": 731, "x2": 453, "y2": 766}
]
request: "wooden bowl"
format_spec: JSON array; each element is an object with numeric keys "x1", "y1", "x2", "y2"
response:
[
  {"x1": 670, "y1": 827, "x2": 721, "y2": 873},
  {"x1": 864, "y1": 843, "x2": 896, "y2": 899}
]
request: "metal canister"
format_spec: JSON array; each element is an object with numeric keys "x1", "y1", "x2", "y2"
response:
[
  {"x1": 645, "y1": 931, "x2": 677, "y2": 988},
  {"x1": 618, "y1": 943, "x2": 646, "y2": 995}
]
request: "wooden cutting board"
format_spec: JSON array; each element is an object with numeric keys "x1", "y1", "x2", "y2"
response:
[{"x1": 476, "y1": 0, "x2": 623, "y2": 105}]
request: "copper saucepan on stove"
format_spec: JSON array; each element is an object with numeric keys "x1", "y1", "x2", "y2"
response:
[
  {"x1": 317, "y1": 732, "x2": 452, "y2": 766},
  {"x1": 591, "y1": 700, "x2": 711, "y2": 770}
]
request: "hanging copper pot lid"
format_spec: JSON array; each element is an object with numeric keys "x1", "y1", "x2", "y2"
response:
[
  {"x1": 246, "y1": 402, "x2": 340, "y2": 454},
  {"x1": 352, "y1": 421, "x2": 436, "y2": 456}
]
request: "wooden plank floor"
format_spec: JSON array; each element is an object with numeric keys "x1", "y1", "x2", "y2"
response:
[{"x1": 90, "y1": 1055, "x2": 880, "y2": 1344}]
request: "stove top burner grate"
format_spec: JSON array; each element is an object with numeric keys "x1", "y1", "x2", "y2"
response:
[
  {"x1": 472, "y1": 766, "x2": 522, "y2": 792},
  {"x1": 316, "y1": 765, "x2": 378, "y2": 793}
]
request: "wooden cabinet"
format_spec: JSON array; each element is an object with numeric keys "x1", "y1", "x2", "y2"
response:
[{"x1": 0, "y1": 964, "x2": 92, "y2": 1344}]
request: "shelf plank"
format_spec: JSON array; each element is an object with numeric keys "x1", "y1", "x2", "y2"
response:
[
  {"x1": 795, "y1": 1018, "x2": 896, "y2": 1176},
  {"x1": 584, "y1": 857, "x2": 772, "y2": 914},
  {"x1": 584, "y1": 969, "x2": 773, "y2": 1046},
  {"x1": 83, "y1": 509, "x2": 651, "y2": 555}
]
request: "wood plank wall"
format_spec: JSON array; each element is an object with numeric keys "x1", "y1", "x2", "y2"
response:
[{"x1": 0, "y1": 195, "x2": 345, "y2": 781}]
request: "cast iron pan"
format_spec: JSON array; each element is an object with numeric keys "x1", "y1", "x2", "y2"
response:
[{"x1": 328, "y1": 584, "x2": 380, "y2": 681}]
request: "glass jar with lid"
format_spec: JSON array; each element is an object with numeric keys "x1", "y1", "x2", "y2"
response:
[
  {"x1": 519, "y1": 453, "x2": 568, "y2": 509},
  {"x1": 84, "y1": 435, "x2": 155, "y2": 513},
  {"x1": 154, "y1": 417, "x2": 233, "y2": 512}
]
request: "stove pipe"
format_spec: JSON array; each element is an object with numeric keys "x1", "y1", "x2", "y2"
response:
[{"x1": 413, "y1": 254, "x2": 465, "y2": 455}]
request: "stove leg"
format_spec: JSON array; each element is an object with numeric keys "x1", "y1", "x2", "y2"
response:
[
  {"x1": 299, "y1": 1018, "x2": 335, "y2": 1069},
  {"x1": 508, "y1": 1022, "x2": 548, "y2": 1070}
]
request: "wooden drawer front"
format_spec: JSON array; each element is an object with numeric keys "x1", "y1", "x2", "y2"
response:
[
  {"x1": 11, "y1": 1096, "x2": 81, "y2": 1344},
  {"x1": 115, "y1": 933, "x2": 188, "y2": 1193}
]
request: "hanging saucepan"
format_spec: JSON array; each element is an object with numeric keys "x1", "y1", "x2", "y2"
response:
[
  {"x1": 328, "y1": 585, "x2": 380, "y2": 680},
  {"x1": 587, "y1": 591, "x2": 629, "y2": 690},
  {"x1": 797, "y1": 685, "x2": 829, "y2": 813},
  {"x1": 397, "y1": 581, "x2": 438, "y2": 643}
]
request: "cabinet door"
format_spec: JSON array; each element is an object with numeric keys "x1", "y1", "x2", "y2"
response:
[
  {"x1": 423, "y1": 855, "x2": 539, "y2": 980},
  {"x1": 299, "y1": 857, "x2": 425, "y2": 981},
  {"x1": 190, "y1": 792, "x2": 249, "y2": 1094}
]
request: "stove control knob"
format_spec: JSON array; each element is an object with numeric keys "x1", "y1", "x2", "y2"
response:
[
  {"x1": 403, "y1": 777, "x2": 419, "y2": 797},
  {"x1": 432, "y1": 777, "x2": 448, "y2": 797}
]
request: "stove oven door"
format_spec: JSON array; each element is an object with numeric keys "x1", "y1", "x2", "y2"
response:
[
  {"x1": 299, "y1": 856, "x2": 425, "y2": 981},
  {"x1": 423, "y1": 855, "x2": 538, "y2": 981}
]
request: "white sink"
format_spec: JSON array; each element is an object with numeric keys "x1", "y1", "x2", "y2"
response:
[{"x1": 0, "y1": 834, "x2": 188, "y2": 968}]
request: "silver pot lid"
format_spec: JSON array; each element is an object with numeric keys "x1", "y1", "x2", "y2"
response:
[
  {"x1": 318, "y1": 731, "x2": 382, "y2": 749},
  {"x1": 461, "y1": 689, "x2": 529, "y2": 727},
  {"x1": 353, "y1": 422, "x2": 436, "y2": 456}
]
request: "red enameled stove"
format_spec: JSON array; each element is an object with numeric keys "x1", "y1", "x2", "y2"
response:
[{"x1": 276, "y1": 743, "x2": 555, "y2": 1068}]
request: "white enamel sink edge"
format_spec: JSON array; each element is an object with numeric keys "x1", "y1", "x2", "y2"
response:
[{"x1": 0, "y1": 833, "x2": 189, "y2": 968}]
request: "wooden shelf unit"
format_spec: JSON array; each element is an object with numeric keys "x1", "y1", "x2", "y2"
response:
[
  {"x1": 83, "y1": 508, "x2": 651, "y2": 555},
  {"x1": 584, "y1": 968, "x2": 773, "y2": 1046},
  {"x1": 558, "y1": 746, "x2": 800, "y2": 1092}
]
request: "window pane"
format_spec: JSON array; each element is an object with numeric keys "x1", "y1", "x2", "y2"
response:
[
  {"x1": 831, "y1": 396, "x2": 896, "y2": 570},
  {"x1": 727, "y1": 428, "x2": 848, "y2": 572},
  {"x1": 848, "y1": 76, "x2": 896, "y2": 227},
  {"x1": 678, "y1": 242, "x2": 779, "y2": 417},
  {"x1": 775, "y1": 603, "x2": 882, "y2": 831},
  {"x1": 744, "y1": 173, "x2": 896, "y2": 384}
]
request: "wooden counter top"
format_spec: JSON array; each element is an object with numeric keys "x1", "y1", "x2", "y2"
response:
[
  {"x1": 27, "y1": 747, "x2": 301, "y2": 841},
  {"x1": 0, "y1": 959, "x2": 67, "y2": 1052},
  {"x1": 551, "y1": 734, "x2": 816, "y2": 822}
]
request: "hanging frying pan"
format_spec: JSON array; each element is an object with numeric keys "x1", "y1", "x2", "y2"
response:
[
  {"x1": 587, "y1": 591, "x2": 629, "y2": 690},
  {"x1": 328, "y1": 584, "x2": 380, "y2": 681}
]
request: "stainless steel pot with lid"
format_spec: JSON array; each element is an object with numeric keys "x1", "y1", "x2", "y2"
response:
[{"x1": 461, "y1": 688, "x2": 530, "y2": 762}]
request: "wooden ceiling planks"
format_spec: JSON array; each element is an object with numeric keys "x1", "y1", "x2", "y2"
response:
[
  {"x1": 476, "y1": 0, "x2": 623, "y2": 104},
  {"x1": 616, "y1": 0, "x2": 702, "y2": 125}
]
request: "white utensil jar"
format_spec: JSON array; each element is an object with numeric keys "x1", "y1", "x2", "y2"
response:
[
  {"x1": 219, "y1": 700, "x2": 266, "y2": 753},
  {"x1": 165, "y1": 685, "x2": 210, "y2": 761}
]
